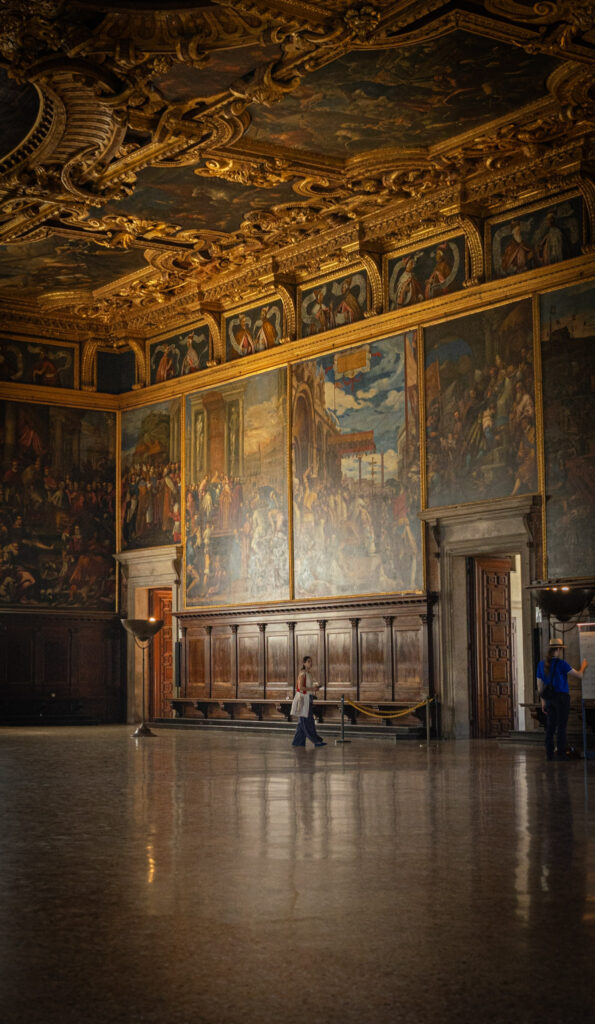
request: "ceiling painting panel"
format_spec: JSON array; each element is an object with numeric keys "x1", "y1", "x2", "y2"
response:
[
  {"x1": 153, "y1": 44, "x2": 283, "y2": 104},
  {"x1": 0, "y1": 238, "x2": 149, "y2": 297},
  {"x1": 246, "y1": 32, "x2": 562, "y2": 156},
  {"x1": 96, "y1": 164, "x2": 299, "y2": 236}
]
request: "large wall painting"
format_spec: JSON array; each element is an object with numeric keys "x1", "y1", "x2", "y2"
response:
[
  {"x1": 185, "y1": 368, "x2": 288, "y2": 606},
  {"x1": 292, "y1": 333, "x2": 422, "y2": 598},
  {"x1": 149, "y1": 325, "x2": 210, "y2": 384},
  {"x1": 489, "y1": 196, "x2": 583, "y2": 279},
  {"x1": 0, "y1": 401, "x2": 116, "y2": 608},
  {"x1": 225, "y1": 299, "x2": 283, "y2": 361},
  {"x1": 541, "y1": 281, "x2": 595, "y2": 579},
  {"x1": 0, "y1": 337, "x2": 76, "y2": 388},
  {"x1": 387, "y1": 237, "x2": 465, "y2": 310},
  {"x1": 121, "y1": 399, "x2": 181, "y2": 550},
  {"x1": 299, "y1": 271, "x2": 368, "y2": 338},
  {"x1": 424, "y1": 300, "x2": 536, "y2": 508}
]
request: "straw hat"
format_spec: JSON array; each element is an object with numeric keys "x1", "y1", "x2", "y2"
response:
[{"x1": 548, "y1": 638, "x2": 565, "y2": 648}]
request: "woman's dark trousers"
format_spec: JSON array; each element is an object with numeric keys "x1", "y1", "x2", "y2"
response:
[
  {"x1": 292, "y1": 696, "x2": 322, "y2": 746},
  {"x1": 545, "y1": 692, "x2": 570, "y2": 759}
]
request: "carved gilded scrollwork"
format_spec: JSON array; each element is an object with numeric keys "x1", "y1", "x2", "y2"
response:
[
  {"x1": 458, "y1": 216, "x2": 485, "y2": 287},
  {"x1": 193, "y1": 155, "x2": 294, "y2": 188},
  {"x1": 358, "y1": 253, "x2": 382, "y2": 314},
  {"x1": 276, "y1": 284, "x2": 296, "y2": 342}
]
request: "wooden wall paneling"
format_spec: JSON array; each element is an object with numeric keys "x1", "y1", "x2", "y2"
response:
[
  {"x1": 384, "y1": 616, "x2": 395, "y2": 700},
  {"x1": 395, "y1": 623, "x2": 424, "y2": 700},
  {"x1": 359, "y1": 618, "x2": 388, "y2": 700},
  {"x1": 287, "y1": 622, "x2": 296, "y2": 694},
  {"x1": 237, "y1": 626, "x2": 260, "y2": 696},
  {"x1": 258, "y1": 623, "x2": 266, "y2": 694},
  {"x1": 176, "y1": 596, "x2": 434, "y2": 718},
  {"x1": 212, "y1": 627, "x2": 233, "y2": 696},
  {"x1": 350, "y1": 618, "x2": 360, "y2": 700},
  {"x1": 317, "y1": 620, "x2": 327, "y2": 696},
  {"x1": 0, "y1": 614, "x2": 123, "y2": 723},
  {"x1": 326, "y1": 621, "x2": 353, "y2": 696},
  {"x1": 187, "y1": 633, "x2": 207, "y2": 696},
  {"x1": 230, "y1": 624, "x2": 238, "y2": 697},
  {"x1": 0, "y1": 622, "x2": 34, "y2": 692},
  {"x1": 295, "y1": 627, "x2": 319, "y2": 681},
  {"x1": 40, "y1": 627, "x2": 71, "y2": 698},
  {"x1": 265, "y1": 625, "x2": 289, "y2": 697}
]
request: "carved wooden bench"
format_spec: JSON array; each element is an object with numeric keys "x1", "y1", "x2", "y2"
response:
[{"x1": 167, "y1": 696, "x2": 428, "y2": 727}]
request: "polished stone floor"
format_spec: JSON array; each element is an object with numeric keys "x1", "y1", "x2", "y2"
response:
[{"x1": 0, "y1": 726, "x2": 593, "y2": 1024}]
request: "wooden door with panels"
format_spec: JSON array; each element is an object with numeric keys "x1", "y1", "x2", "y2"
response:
[
  {"x1": 471, "y1": 557, "x2": 514, "y2": 738},
  {"x1": 149, "y1": 588, "x2": 173, "y2": 720}
]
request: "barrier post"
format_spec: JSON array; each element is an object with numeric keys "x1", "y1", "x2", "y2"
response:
[
  {"x1": 335, "y1": 694, "x2": 351, "y2": 745},
  {"x1": 425, "y1": 697, "x2": 431, "y2": 745}
]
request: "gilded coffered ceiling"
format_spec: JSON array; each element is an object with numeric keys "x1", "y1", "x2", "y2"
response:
[{"x1": 0, "y1": 0, "x2": 593, "y2": 340}]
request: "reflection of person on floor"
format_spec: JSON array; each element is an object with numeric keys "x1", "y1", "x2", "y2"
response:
[
  {"x1": 537, "y1": 638, "x2": 587, "y2": 761},
  {"x1": 292, "y1": 656, "x2": 326, "y2": 748}
]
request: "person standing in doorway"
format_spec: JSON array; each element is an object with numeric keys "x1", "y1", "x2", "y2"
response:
[
  {"x1": 537, "y1": 638, "x2": 587, "y2": 761},
  {"x1": 292, "y1": 656, "x2": 326, "y2": 748}
]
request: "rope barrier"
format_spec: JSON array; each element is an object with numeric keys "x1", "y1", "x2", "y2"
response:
[{"x1": 344, "y1": 697, "x2": 434, "y2": 720}]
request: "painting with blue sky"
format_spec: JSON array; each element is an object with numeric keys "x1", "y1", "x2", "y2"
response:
[{"x1": 292, "y1": 333, "x2": 421, "y2": 598}]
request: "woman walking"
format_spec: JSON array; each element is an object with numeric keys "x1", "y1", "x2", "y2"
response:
[
  {"x1": 537, "y1": 638, "x2": 587, "y2": 761},
  {"x1": 291, "y1": 656, "x2": 326, "y2": 747}
]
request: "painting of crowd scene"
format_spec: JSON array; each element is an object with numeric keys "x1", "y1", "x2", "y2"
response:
[
  {"x1": 541, "y1": 281, "x2": 595, "y2": 579},
  {"x1": 185, "y1": 368, "x2": 288, "y2": 606},
  {"x1": 121, "y1": 399, "x2": 181, "y2": 550},
  {"x1": 424, "y1": 300, "x2": 536, "y2": 508},
  {"x1": 225, "y1": 299, "x2": 284, "y2": 361},
  {"x1": 387, "y1": 237, "x2": 465, "y2": 310},
  {"x1": 300, "y1": 271, "x2": 368, "y2": 338},
  {"x1": 0, "y1": 401, "x2": 116, "y2": 608},
  {"x1": 489, "y1": 196, "x2": 583, "y2": 279},
  {"x1": 0, "y1": 338, "x2": 76, "y2": 388},
  {"x1": 292, "y1": 333, "x2": 422, "y2": 599},
  {"x1": 149, "y1": 325, "x2": 210, "y2": 385}
]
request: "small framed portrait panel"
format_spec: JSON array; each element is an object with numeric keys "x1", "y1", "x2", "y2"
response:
[
  {"x1": 386, "y1": 236, "x2": 466, "y2": 311},
  {"x1": 225, "y1": 298, "x2": 284, "y2": 362},
  {"x1": 487, "y1": 193, "x2": 583, "y2": 280},
  {"x1": 298, "y1": 268, "x2": 369, "y2": 339}
]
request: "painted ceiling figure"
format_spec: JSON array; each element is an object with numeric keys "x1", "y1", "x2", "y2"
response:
[
  {"x1": 334, "y1": 277, "x2": 363, "y2": 324},
  {"x1": 396, "y1": 257, "x2": 424, "y2": 307},
  {"x1": 233, "y1": 315, "x2": 254, "y2": 356},
  {"x1": 32, "y1": 349, "x2": 59, "y2": 387},
  {"x1": 181, "y1": 335, "x2": 201, "y2": 374},
  {"x1": 425, "y1": 246, "x2": 454, "y2": 299},
  {"x1": 501, "y1": 221, "x2": 534, "y2": 275},
  {"x1": 254, "y1": 307, "x2": 278, "y2": 351}
]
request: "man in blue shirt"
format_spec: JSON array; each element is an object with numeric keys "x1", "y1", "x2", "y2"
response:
[{"x1": 537, "y1": 638, "x2": 588, "y2": 761}]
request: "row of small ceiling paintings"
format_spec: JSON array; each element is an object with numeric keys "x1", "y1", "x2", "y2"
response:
[{"x1": 0, "y1": 194, "x2": 585, "y2": 389}]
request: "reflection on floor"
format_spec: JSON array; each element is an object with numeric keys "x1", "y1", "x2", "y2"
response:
[{"x1": 0, "y1": 727, "x2": 593, "y2": 1024}]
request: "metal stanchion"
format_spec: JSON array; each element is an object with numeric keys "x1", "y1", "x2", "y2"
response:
[
  {"x1": 335, "y1": 694, "x2": 351, "y2": 744},
  {"x1": 426, "y1": 697, "x2": 431, "y2": 746}
]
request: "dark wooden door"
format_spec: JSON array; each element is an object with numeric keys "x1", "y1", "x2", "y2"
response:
[
  {"x1": 474, "y1": 557, "x2": 513, "y2": 737},
  {"x1": 149, "y1": 588, "x2": 173, "y2": 720}
]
